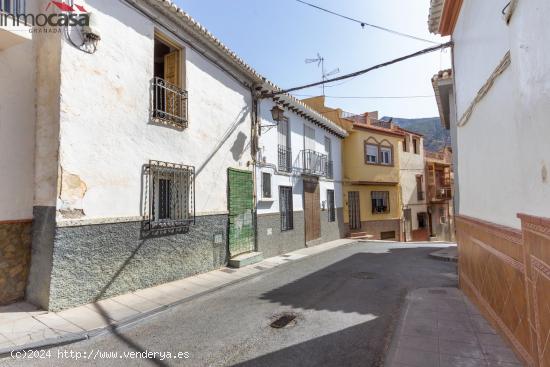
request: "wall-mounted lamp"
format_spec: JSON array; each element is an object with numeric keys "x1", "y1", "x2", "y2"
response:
[{"x1": 270, "y1": 104, "x2": 285, "y2": 122}]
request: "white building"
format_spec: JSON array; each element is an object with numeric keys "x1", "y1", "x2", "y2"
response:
[
  {"x1": 397, "y1": 129, "x2": 428, "y2": 241},
  {"x1": 429, "y1": 1, "x2": 550, "y2": 365},
  {"x1": 254, "y1": 95, "x2": 346, "y2": 258},
  {"x1": 0, "y1": 0, "x2": 345, "y2": 310}
]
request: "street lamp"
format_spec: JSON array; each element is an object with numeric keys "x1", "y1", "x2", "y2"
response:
[{"x1": 270, "y1": 104, "x2": 285, "y2": 122}]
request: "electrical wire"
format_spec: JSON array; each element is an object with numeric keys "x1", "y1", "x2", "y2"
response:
[
  {"x1": 264, "y1": 41, "x2": 453, "y2": 97},
  {"x1": 295, "y1": 0, "x2": 440, "y2": 45},
  {"x1": 293, "y1": 94, "x2": 434, "y2": 99}
]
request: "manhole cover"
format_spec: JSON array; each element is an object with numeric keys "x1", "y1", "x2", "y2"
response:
[
  {"x1": 351, "y1": 272, "x2": 377, "y2": 280},
  {"x1": 270, "y1": 313, "x2": 297, "y2": 329},
  {"x1": 429, "y1": 289, "x2": 448, "y2": 294}
]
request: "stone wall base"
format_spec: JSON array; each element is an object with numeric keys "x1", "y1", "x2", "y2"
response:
[{"x1": 0, "y1": 220, "x2": 32, "y2": 305}]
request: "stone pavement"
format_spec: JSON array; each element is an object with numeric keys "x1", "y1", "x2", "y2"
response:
[
  {"x1": 0, "y1": 238, "x2": 357, "y2": 356},
  {"x1": 385, "y1": 287, "x2": 523, "y2": 367}
]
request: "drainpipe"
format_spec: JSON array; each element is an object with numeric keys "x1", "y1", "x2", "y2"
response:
[{"x1": 250, "y1": 87, "x2": 259, "y2": 252}]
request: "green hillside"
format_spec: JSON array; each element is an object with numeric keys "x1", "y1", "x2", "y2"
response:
[{"x1": 383, "y1": 116, "x2": 450, "y2": 152}]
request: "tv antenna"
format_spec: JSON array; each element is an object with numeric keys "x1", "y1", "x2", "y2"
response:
[{"x1": 305, "y1": 53, "x2": 339, "y2": 96}]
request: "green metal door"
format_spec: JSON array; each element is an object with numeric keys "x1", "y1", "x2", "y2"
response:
[{"x1": 228, "y1": 168, "x2": 255, "y2": 257}]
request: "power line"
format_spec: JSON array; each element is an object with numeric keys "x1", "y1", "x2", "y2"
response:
[
  {"x1": 265, "y1": 41, "x2": 453, "y2": 97},
  {"x1": 293, "y1": 94, "x2": 434, "y2": 99},
  {"x1": 295, "y1": 0, "x2": 440, "y2": 45}
]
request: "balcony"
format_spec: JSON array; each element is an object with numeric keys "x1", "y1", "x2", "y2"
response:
[
  {"x1": 436, "y1": 187, "x2": 452, "y2": 200},
  {"x1": 301, "y1": 150, "x2": 328, "y2": 177},
  {"x1": 151, "y1": 77, "x2": 188, "y2": 128},
  {"x1": 0, "y1": 0, "x2": 32, "y2": 51},
  {"x1": 278, "y1": 145, "x2": 292, "y2": 173}
]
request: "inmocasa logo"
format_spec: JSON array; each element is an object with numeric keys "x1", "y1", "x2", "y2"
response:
[{"x1": 1, "y1": 0, "x2": 90, "y2": 28}]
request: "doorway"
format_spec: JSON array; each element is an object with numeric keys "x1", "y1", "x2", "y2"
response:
[
  {"x1": 348, "y1": 191, "x2": 361, "y2": 230},
  {"x1": 304, "y1": 177, "x2": 321, "y2": 242}
]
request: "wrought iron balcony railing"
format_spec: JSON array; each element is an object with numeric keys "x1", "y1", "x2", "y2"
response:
[
  {"x1": 151, "y1": 77, "x2": 188, "y2": 128},
  {"x1": 278, "y1": 145, "x2": 292, "y2": 173},
  {"x1": 301, "y1": 150, "x2": 328, "y2": 177},
  {"x1": 0, "y1": 0, "x2": 25, "y2": 15},
  {"x1": 436, "y1": 187, "x2": 452, "y2": 200}
]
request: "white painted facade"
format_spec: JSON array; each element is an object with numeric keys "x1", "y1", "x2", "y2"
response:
[
  {"x1": 451, "y1": 0, "x2": 550, "y2": 229},
  {"x1": 398, "y1": 134, "x2": 427, "y2": 233},
  {"x1": 256, "y1": 99, "x2": 344, "y2": 215},
  {"x1": 0, "y1": 32, "x2": 35, "y2": 221},
  {"x1": 52, "y1": 0, "x2": 254, "y2": 222}
]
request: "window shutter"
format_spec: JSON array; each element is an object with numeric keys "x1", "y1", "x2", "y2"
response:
[{"x1": 164, "y1": 51, "x2": 180, "y2": 86}]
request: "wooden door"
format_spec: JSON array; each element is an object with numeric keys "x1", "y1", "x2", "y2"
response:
[
  {"x1": 348, "y1": 191, "x2": 361, "y2": 230},
  {"x1": 227, "y1": 169, "x2": 254, "y2": 257},
  {"x1": 164, "y1": 51, "x2": 180, "y2": 118},
  {"x1": 304, "y1": 178, "x2": 321, "y2": 242}
]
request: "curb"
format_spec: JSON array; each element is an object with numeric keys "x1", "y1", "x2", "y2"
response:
[{"x1": 0, "y1": 239, "x2": 360, "y2": 358}]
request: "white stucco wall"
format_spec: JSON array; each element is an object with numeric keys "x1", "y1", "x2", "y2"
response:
[
  {"x1": 0, "y1": 39, "x2": 35, "y2": 220},
  {"x1": 399, "y1": 136, "x2": 427, "y2": 229},
  {"x1": 56, "y1": 0, "x2": 252, "y2": 221},
  {"x1": 256, "y1": 99, "x2": 343, "y2": 215},
  {"x1": 452, "y1": 0, "x2": 550, "y2": 228}
]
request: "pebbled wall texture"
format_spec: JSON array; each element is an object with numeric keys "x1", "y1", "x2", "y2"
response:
[
  {"x1": 43, "y1": 214, "x2": 227, "y2": 311},
  {"x1": 256, "y1": 209, "x2": 345, "y2": 258},
  {"x1": 0, "y1": 221, "x2": 32, "y2": 305}
]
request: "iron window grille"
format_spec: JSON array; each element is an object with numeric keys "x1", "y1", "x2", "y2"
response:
[
  {"x1": 145, "y1": 160, "x2": 195, "y2": 233},
  {"x1": 278, "y1": 145, "x2": 292, "y2": 173},
  {"x1": 151, "y1": 77, "x2": 188, "y2": 129},
  {"x1": 0, "y1": 0, "x2": 25, "y2": 15},
  {"x1": 371, "y1": 191, "x2": 390, "y2": 214},
  {"x1": 279, "y1": 186, "x2": 294, "y2": 231},
  {"x1": 326, "y1": 160, "x2": 334, "y2": 179},
  {"x1": 301, "y1": 150, "x2": 328, "y2": 177},
  {"x1": 327, "y1": 189, "x2": 335, "y2": 222},
  {"x1": 262, "y1": 172, "x2": 272, "y2": 198}
]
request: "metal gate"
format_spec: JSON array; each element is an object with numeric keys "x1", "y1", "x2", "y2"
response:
[
  {"x1": 227, "y1": 168, "x2": 254, "y2": 257},
  {"x1": 348, "y1": 191, "x2": 361, "y2": 230}
]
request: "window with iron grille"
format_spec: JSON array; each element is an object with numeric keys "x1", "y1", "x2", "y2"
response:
[
  {"x1": 279, "y1": 186, "x2": 294, "y2": 231},
  {"x1": 371, "y1": 191, "x2": 390, "y2": 214},
  {"x1": 146, "y1": 160, "x2": 195, "y2": 232},
  {"x1": 327, "y1": 189, "x2": 335, "y2": 222},
  {"x1": 262, "y1": 172, "x2": 271, "y2": 198}
]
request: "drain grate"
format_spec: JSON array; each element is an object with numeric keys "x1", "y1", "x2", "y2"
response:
[
  {"x1": 351, "y1": 272, "x2": 377, "y2": 280},
  {"x1": 429, "y1": 289, "x2": 448, "y2": 294},
  {"x1": 270, "y1": 313, "x2": 297, "y2": 328}
]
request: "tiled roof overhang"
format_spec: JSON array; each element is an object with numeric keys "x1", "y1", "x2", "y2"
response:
[{"x1": 139, "y1": 0, "x2": 347, "y2": 138}]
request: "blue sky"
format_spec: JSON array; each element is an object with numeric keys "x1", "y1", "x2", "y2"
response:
[{"x1": 175, "y1": 0, "x2": 451, "y2": 118}]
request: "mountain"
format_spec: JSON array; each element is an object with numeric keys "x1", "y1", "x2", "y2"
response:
[{"x1": 383, "y1": 116, "x2": 450, "y2": 152}]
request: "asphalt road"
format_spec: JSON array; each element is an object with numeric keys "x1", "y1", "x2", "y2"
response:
[{"x1": 3, "y1": 242, "x2": 457, "y2": 367}]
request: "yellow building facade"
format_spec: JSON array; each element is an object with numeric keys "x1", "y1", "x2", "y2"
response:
[{"x1": 302, "y1": 96, "x2": 404, "y2": 240}]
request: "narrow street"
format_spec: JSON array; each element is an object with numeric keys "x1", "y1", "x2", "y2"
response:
[{"x1": 4, "y1": 242, "x2": 457, "y2": 367}]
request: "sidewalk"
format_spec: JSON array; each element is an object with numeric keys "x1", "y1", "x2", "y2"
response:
[
  {"x1": 385, "y1": 288, "x2": 523, "y2": 367},
  {"x1": 0, "y1": 238, "x2": 356, "y2": 356}
]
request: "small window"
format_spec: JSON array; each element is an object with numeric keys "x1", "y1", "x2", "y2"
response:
[
  {"x1": 279, "y1": 186, "x2": 294, "y2": 231},
  {"x1": 413, "y1": 138, "x2": 419, "y2": 154},
  {"x1": 365, "y1": 144, "x2": 378, "y2": 164},
  {"x1": 416, "y1": 175, "x2": 424, "y2": 200},
  {"x1": 381, "y1": 231, "x2": 396, "y2": 240},
  {"x1": 371, "y1": 191, "x2": 390, "y2": 214},
  {"x1": 147, "y1": 160, "x2": 195, "y2": 232},
  {"x1": 327, "y1": 189, "x2": 335, "y2": 222},
  {"x1": 380, "y1": 147, "x2": 392, "y2": 165},
  {"x1": 403, "y1": 137, "x2": 408, "y2": 152},
  {"x1": 262, "y1": 172, "x2": 271, "y2": 198}
]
